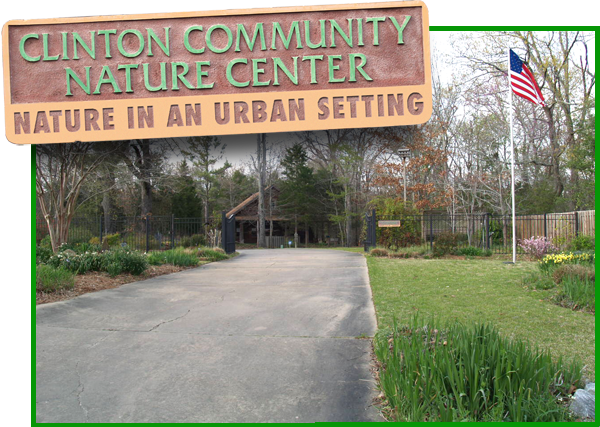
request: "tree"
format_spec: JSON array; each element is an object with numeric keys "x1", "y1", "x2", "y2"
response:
[
  {"x1": 451, "y1": 31, "x2": 595, "y2": 211},
  {"x1": 279, "y1": 143, "x2": 316, "y2": 247},
  {"x1": 119, "y1": 139, "x2": 170, "y2": 217},
  {"x1": 36, "y1": 142, "x2": 118, "y2": 252},
  {"x1": 171, "y1": 160, "x2": 203, "y2": 218},
  {"x1": 183, "y1": 136, "x2": 230, "y2": 227}
]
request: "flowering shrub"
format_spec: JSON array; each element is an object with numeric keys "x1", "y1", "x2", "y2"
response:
[
  {"x1": 518, "y1": 236, "x2": 557, "y2": 259},
  {"x1": 539, "y1": 252, "x2": 594, "y2": 273},
  {"x1": 46, "y1": 248, "x2": 148, "y2": 276}
]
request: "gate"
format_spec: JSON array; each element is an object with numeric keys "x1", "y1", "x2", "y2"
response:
[
  {"x1": 364, "y1": 209, "x2": 377, "y2": 252},
  {"x1": 222, "y1": 211, "x2": 236, "y2": 254}
]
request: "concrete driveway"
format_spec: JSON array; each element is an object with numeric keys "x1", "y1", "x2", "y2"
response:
[{"x1": 36, "y1": 249, "x2": 381, "y2": 422}]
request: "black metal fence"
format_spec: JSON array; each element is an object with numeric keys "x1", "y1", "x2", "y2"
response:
[
  {"x1": 36, "y1": 215, "x2": 224, "y2": 252},
  {"x1": 364, "y1": 212, "x2": 586, "y2": 254}
]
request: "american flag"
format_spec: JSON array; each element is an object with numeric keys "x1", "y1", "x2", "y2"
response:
[{"x1": 509, "y1": 49, "x2": 546, "y2": 107}]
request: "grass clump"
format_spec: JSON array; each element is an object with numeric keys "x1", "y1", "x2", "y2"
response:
[
  {"x1": 522, "y1": 271, "x2": 556, "y2": 290},
  {"x1": 36, "y1": 265, "x2": 75, "y2": 292},
  {"x1": 197, "y1": 247, "x2": 230, "y2": 261},
  {"x1": 556, "y1": 276, "x2": 595, "y2": 311},
  {"x1": 147, "y1": 248, "x2": 199, "y2": 267},
  {"x1": 374, "y1": 315, "x2": 582, "y2": 422}
]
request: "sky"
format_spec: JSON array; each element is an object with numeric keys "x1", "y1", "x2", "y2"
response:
[{"x1": 1, "y1": 0, "x2": 596, "y2": 424}]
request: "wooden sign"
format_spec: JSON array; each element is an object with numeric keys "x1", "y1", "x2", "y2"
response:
[
  {"x1": 378, "y1": 220, "x2": 401, "y2": 227},
  {"x1": 3, "y1": 1, "x2": 431, "y2": 144}
]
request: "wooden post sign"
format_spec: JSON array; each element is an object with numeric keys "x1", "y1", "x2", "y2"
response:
[{"x1": 2, "y1": 1, "x2": 431, "y2": 144}]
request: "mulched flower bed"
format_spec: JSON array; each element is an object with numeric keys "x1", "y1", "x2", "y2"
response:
[{"x1": 36, "y1": 264, "x2": 198, "y2": 305}]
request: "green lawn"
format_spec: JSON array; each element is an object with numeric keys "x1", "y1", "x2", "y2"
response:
[{"x1": 367, "y1": 257, "x2": 595, "y2": 379}]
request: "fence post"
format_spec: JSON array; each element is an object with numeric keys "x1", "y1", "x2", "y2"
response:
[
  {"x1": 145, "y1": 216, "x2": 150, "y2": 253},
  {"x1": 171, "y1": 214, "x2": 175, "y2": 249},
  {"x1": 544, "y1": 213, "x2": 547, "y2": 238},
  {"x1": 486, "y1": 213, "x2": 491, "y2": 250},
  {"x1": 574, "y1": 211, "x2": 579, "y2": 237},
  {"x1": 99, "y1": 215, "x2": 103, "y2": 243},
  {"x1": 429, "y1": 215, "x2": 434, "y2": 251}
]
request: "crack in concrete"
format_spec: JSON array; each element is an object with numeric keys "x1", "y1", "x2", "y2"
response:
[
  {"x1": 148, "y1": 310, "x2": 191, "y2": 332},
  {"x1": 89, "y1": 333, "x2": 113, "y2": 348},
  {"x1": 75, "y1": 362, "x2": 89, "y2": 423}
]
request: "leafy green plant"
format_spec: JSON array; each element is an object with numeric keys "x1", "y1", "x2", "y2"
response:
[
  {"x1": 373, "y1": 316, "x2": 581, "y2": 422},
  {"x1": 521, "y1": 271, "x2": 556, "y2": 290},
  {"x1": 36, "y1": 246, "x2": 53, "y2": 265},
  {"x1": 556, "y1": 276, "x2": 595, "y2": 311},
  {"x1": 39, "y1": 235, "x2": 52, "y2": 249},
  {"x1": 147, "y1": 251, "x2": 166, "y2": 266},
  {"x1": 36, "y1": 265, "x2": 75, "y2": 292},
  {"x1": 47, "y1": 248, "x2": 148, "y2": 276},
  {"x1": 102, "y1": 249, "x2": 148, "y2": 275},
  {"x1": 457, "y1": 246, "x2": 483, "y2": 257},
  {"x1": 367, "y1": 197, "x2": 422, "y2": 248},
  {"x1": 106, "y1": 262, "x2": 123, "y2": 277},
  {"x1": 567, "y1": 235, "x2": 595, "y2": 252},
  {"x1": 103, "y1": 233, "x2": 121, "y2": 247}
]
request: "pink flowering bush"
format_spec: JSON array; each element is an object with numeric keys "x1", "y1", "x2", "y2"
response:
[{"x1": 518, "y1": 236, "x2": 557, "y2": 259}]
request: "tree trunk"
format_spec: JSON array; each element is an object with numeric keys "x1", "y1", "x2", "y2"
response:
[
  {"x1": 305, "y1": 220, "x2": 309, "y2": 247},
  {"x1": 344, "y1": 182, "x2": 352, "y2": 247},
  {"x1": 257, "y1": 133, "x2": 267, "y2": 248},
  {"x1": 141, "y1": 180, "x2": 153, "y2": 217},
  {"x1": 101, "y1": 192, "x2": 112, "y2": 234},
  {"x1": 543, "y1": 106, "x2": 564, "y2": 198}
]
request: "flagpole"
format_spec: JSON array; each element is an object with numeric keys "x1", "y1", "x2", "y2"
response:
[{"x1": 508, "y1": 49, "x2": 517, "y2": 264}]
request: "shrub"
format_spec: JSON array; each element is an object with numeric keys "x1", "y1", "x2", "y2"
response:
[
  {"x1": 106, "y1": 262, "x2": 123, "y2": 277},
  {"x1": 367, "y1": 197, "x2": 422, "y2": 248},
  {"x1": 36, "y1": 246, "x2": 53, "y2": 265},
  {"x1": 518, "y1": 236, "x2": 557, "y2": 259},
  {"x1": 374, "y1": 316, "x2": 582, "y2": 422},
  {"x1": 568, "y1": 235, "x2": 595, "y2": 252},
  {"x1": 103, "y1": 249, "x2": 148, "y2": 275},
  {"x1": 103, "y1": 233, "x2": 121, "y2": 247},
  {"x1": 370, "y1": 248, "x2": 389, "y2": 257},
  {"x1": 36, "y1": 265, "x2": 75, "y2": 292},
  {"x1": 457, "y1": 246, "x2": 483, "y2": 257},
  {"x1": 147, "y1": 251, "x2": 166, "y2": 266},
  {"x1": 552, "y1": 264, "x2": 595, "y2": 284},
  {"x1": 47, "y1": 248, "x2": 148, "y2": 276},
  {"x1": 433, "y1": 231, "x2": 458, "y2": 257},
  {"x1": 39, "y1": 235, "x2": 52, "y2": 249},
  {"x1": 89, "y1": 236, "x2": 101, "y2": 245},
  {"x1": 197, "y1": 247, "x2": 230, "y2": 261}
]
